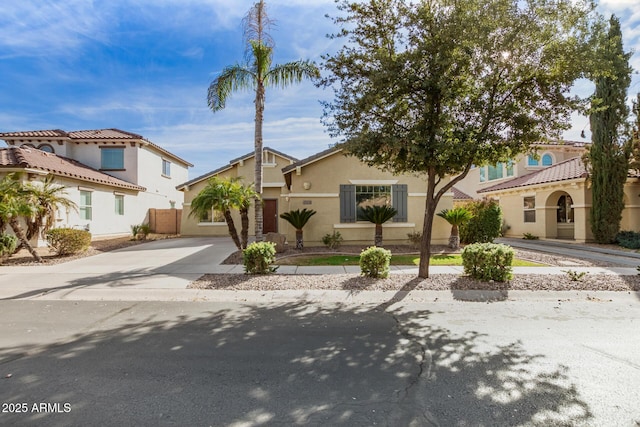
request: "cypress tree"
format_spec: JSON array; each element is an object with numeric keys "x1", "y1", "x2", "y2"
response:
[{"x1": 588, "y1": 15, "x2": 632, "y2": 243}]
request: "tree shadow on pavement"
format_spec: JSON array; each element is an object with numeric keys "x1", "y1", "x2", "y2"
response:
[{"x1": 0, "y1": 301, "x2": 592, "y2": 426}]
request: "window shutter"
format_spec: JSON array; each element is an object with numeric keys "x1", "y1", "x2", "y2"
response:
[
  {"x1": 339, "y1": 184, "x2": 356, "y2": 223},
  {"x1": 392, "y1": 184, "x2": 407, "y2": 222}
]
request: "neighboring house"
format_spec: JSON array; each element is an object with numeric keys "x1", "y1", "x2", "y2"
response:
[
  {"x1": 178, "y1": 147, "x2": 296, "y2": 237},
  {"x1": 453, "y1": 140, "x2": 589, "y2": 199},
  {"x1": 178, "y1": 146, "x2": 453, "y2": 246},
  {"x1": 477, "y1": 156, "x2": 640, "y2": 242},
  {"x1": 0, "y1": 129, "x2": 191, "y2": 241}
]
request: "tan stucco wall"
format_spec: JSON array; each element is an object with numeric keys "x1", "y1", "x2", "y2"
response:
[{"x1": 281, "y1": 152, "x2": 451, "y2": 246}]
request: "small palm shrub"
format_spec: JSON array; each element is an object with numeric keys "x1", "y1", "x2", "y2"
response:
[
  {"x1": 461, "y1": 243, "x2": 514, "y2": 282},
  {"x1": 0, "y1": 233, "x2": 18, "y2": 261},
  {"x1": 280, "y1": 208, "x2": 316, "y2": 249},
  {"x1": 437, "y1": 207, "x2": 473, "y2": 250},
  {"x1": 358, "y1": 205, "x2": 397, "y2": 246},
  {"x1": 243, "y1": 241, "x2": 277, "y2": 274},
  {"x1": 522, "y1": 233, "x2": 539, "y2": 240},
  {"x1": 131, "y1": 224, "x2": 151, "y2": 240},
  {"x1": 359, "y1": 246, "x2": 392, "y2": 278},
  {"x1": 322, "y1": 231, "x2": 344, "y2": 250},
  {"x1": 46, "y1": 228, "x2": 92, "y2": 255}
]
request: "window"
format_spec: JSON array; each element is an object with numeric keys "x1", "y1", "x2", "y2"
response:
[
  {"x1": 198, "y1": 209, "x2": 225, "y2": 223},
  {"x1": 542, "y1": 154, "x2": 553, "y2": 166},
  {"x1": 356, "y1": 185, "x2": 391, "y2": 210},
  {"x1": 506, "y1": 160, "x2": 514, "y2": 177},
  {"x1": 523, "y1": 196, "x2": 536, "y2": 223},
  {"x1": 162, "y1": 159, "x2": 171, "y2": 177},
  {"x1": 37, "y1": 144, "x2": 54, "y2": 153},
  {"x1": 488, "y1": 163, "x2": 504, "y2": 181},
  {"x1": 115, "y1": 195, "x2": 124, "y2": 215},
  {"x1": 340, "y1": 184, "x2": 407, "y2": 223},
  {"x1": 527, "y1": 155, "x2": 539, "y2": 166},
  {"x1": 557, "y1": 195, "x2": 574, "y2": 223},
  {"x1": 80, "y1": 191, "x2": 92, "y2": 220},
  {"x1": 479, "y1": 167, "x2": 486, "y2": 182},
  {"x1": 101, "y1": 148, "x2": 124, "y2": 170}
]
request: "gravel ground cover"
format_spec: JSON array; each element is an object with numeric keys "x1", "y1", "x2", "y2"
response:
[{"x1": 195, "y1": 245, "x2": 640, "y2": 292}]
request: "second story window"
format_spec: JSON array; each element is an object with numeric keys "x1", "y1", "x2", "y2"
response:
[
  {"x1": 162, "y1": 159, "x2": 171, "y2": 177},
  {"x1": 101, "y1": 147, "x2": 124, "y2": 170}
]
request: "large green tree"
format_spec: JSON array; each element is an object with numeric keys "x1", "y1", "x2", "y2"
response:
[
  {"x1": 0, "y1": 174, "x2": 42, "y2": 262},
  {"x1": 587, "y1": 15, "x2": 632, "y2": 243},
  {"x1": 207, "y1": 0, "x2": 320, "y2": 242},
  {"x1": 321, "y1": 0, "x2": 596, "y2": 277},
  {"x1": 628, "y1": 93, "x2": 640, "y2": 174}
]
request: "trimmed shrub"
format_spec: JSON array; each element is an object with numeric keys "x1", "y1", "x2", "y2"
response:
[
  {"x1": 359, "y1": 246, "x2": 392, "y2": 278},
  {"x1": 0, "y1": 233, "x2": 18, "y2": 261},
  {"x1": 615, "y1": 230, "x2": 640, "y2": 249},
  {"x1": 46, "y1": 228, "x2": 92, "y2": 255},
  {"x1": 322, "y1": 231, "x2": 344, "y2": 250},
  {"x1": 243, "y1": 241, "x2": 277, "y2": 274},
  {"x1": 461, "y1": 243, "x2": 514, "y2": 282},
  {"x1": 459, "y1": 199, "x2": 503, "y2": 244},
  {"x1": 407, "y1": 231, "x2": 422, "y2": 249}
]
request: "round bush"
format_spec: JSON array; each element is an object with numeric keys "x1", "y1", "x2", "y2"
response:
[
  {"x1": 0, "y1": 233, "x2": 18, "y2": 260},
  {"x1": 459, "y1": 199, "x2": 503, "y2": 244},
  {"x1": 461, "y1": 242, "x2": 514, "y2": 282},
  {"x1": 45, "y1": 228, "x2": 92, "y2": 255},
  {"x1": 243, "y1": 241, "x2": 277, "y2": 274},
  {"x1": 359, "y1": 246, "x2": 392, "y2": 278}
]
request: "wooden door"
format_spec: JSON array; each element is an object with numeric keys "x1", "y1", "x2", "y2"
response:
[{"x1": 263, "y1": 199, "x2": 278, "y2": 233}]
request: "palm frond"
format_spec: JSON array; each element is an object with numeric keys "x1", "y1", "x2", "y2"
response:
[
  {"x1": 358, "y1": 205, "x2": 397, "y2": 225},
  {"x1": 207, "y1": 65, "x2": 256, "y2": 111},
  {"x1": 280, "y1": 208, "x2": 317, "y2": 230},
  {"x1": 266, "y1": 60, "x2": 320, "y2": 88},
  {"x1": 437, "y1": 207, "x2": 473, "y2": 226}
]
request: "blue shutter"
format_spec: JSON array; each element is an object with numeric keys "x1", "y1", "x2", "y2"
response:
[
  {"x1": 339, "y1": 184, "x2": 356, "y2": 223},
  {"x1": 392, "y1": 184, "x2": 407, "y2": 222}
]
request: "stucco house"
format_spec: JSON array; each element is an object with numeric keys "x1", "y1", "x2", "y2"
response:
[
  {"x1": 177, "y1": 147, "x2": 296, "y2": 237},
  {"x1": 0, "y1": 128, "x2": 191, "y2": 241},
  {"x1": 476, "y1": 156, "x2": 640, "y2": 242},
  {"x1": 178, "y1": 146, "x2": 452, "y2": 247}
]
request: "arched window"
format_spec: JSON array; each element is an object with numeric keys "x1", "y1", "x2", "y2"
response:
[
  {"x1": 527, "y1": 155, "x2": 539, "y2": 166},
  {"x1": 542, "y1": 154, "x2": 553, "y2": 166},
  {"x1": 37, "y1": 144, "x2": 54, "y2": 153},
  {"x1": 557, "y1": 195, "x2": 574, "y2": 223}
]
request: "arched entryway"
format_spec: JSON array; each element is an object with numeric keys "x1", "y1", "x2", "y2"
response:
[{"x1": 547, "y1": 191, "x2": 575, "y2": 239}]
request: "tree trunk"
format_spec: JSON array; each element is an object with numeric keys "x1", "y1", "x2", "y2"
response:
[
  {"x1": 418, "y1": 173, "x2": 438, "y2": 278},
  {"x1": 240, "y1": 208, "x2": 249, "y2": 249},
  {"x1": 295, "y1": 229, "x2": 303, "y2": 249},
  {"x1": 9, "y1": 217, "x2": 42, "y2": 263},
  {"x1": 223, "y1": 210, "x2": 242, "y2": 250},
  {"x1": 449, "y1": 224, "x2": 460, "y2": 250},
  {"x1": 374, "y1": 224, "x2": 383, "y2": 247},
  {"x1": 254, "y1": 81, "x2": 265, "y2": 242}
]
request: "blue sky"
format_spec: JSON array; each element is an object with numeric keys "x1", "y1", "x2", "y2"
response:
[{"x1": 0, "y1": 0, "x2": 638, "y2": 180}]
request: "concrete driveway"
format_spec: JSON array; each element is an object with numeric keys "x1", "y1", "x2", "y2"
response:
[{"x1": 0, "y1": 237, "x2": 238, "y2": 300}]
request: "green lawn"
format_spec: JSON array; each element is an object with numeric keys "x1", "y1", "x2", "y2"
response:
[{"x1": 277, "y1": 253, "x2": 544, "y2": 267}]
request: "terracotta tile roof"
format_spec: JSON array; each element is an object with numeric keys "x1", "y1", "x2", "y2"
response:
[
  {"x1": 452, "y1": 187, "x2": 473, "y2": 200},
  {"x1": 0, "y1": 147, "x2": 145, "y2": 191},
  {"x1": 479, "y1": 157, "x2": 587, "y2": 193},
  {"x1": 0, "y1": 128, "x2": 193, "y2": 167}
]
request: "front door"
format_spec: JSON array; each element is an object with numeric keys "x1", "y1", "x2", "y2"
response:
[{"x1": 263, "y1": 199, "x2": 278, "y2": 233}]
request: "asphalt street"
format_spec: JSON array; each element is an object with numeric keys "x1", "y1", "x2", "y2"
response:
[{"x1": 1, "y1": 297, "x2": 639, "y2": 426}]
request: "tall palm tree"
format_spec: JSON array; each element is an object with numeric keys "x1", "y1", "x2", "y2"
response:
[
  {"x1": 207, "y1": 0, "x2": 320, "y2": 243},
  {"x1": 437, "y1": 207, "x2": 473, "y2": 250},
  {"x1": 280, "y1": 208, "x2": 316, "y2": 249},
  {"x1": 229, "y1": 178, "x2": 258, "y2": 249},
  {"x1": 0, "y1": 174, "x2": 42, "y2": 262},
  {"x1": 358, "y1": 205, "x2": 397, "y2": 247},
  {"x1": 25, "y1": 175, "x2": 77, "y2": 241}
]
